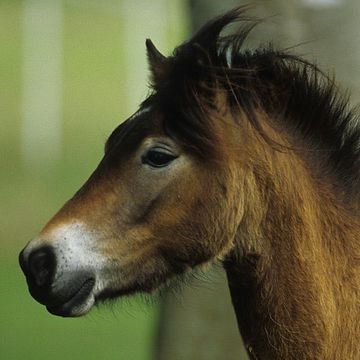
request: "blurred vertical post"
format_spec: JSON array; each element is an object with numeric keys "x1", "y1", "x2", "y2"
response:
[
  {"x1": 155, "y1": 267, "x2": 248, "y2": 360},
  {"x1": 21, "y1": 0, "x2": 63, "y2": 168}
]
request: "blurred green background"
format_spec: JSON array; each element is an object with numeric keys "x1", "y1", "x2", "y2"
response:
[{"x1": 0, "y1": 1, "x2": 188, "y2": 359}]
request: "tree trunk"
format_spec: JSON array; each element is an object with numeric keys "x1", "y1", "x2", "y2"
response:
[{"x1": 155, "y1": 266, "x2": 248, "y2": 360}]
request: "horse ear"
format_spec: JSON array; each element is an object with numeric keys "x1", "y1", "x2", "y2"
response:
[{"x1": 146, "y1": 39, "x2": 169, "y2": 85}]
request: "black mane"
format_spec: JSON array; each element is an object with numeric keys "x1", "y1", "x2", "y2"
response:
[{"x1": 145, "y1": 6, "x2": 360, "y2": 202}]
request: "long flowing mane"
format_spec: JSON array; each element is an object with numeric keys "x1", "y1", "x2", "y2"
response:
[{"x1": 145, "y1": 6, "x2": 360, "y2": 204}]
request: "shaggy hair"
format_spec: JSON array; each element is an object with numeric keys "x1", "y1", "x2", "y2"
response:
[{"x1": 143, "y1": 6, "x2": 360, "y2": 204}]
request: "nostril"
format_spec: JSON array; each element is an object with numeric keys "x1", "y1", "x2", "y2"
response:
[{"x1": 28, "y1": 247, "x2": 56, "y2": 288}]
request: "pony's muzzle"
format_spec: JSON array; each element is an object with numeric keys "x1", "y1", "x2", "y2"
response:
[{"x1": 19, "y1": 245, "x2": 95, "y2": 317}]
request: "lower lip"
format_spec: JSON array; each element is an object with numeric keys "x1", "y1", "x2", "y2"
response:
[{"x1": 47, "y1": 278, "x2": 95, "y2": 317}]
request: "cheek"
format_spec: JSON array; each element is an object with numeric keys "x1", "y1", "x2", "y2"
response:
[
  {"x1": 159, "y1": 169, "x2": 243, "y2": 267},
  {"x1": 151, "y1": 182, "x2": 227, "y2": 267}
]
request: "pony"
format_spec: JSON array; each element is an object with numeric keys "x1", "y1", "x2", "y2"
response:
[{"x1": 19, "y1": 7, "x2": 360, "y2": 359}]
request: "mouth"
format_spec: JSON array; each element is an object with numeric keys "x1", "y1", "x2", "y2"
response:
[
  {"x1": 95, "y1": 283, "x2": 141, "y2": 303},
  {"x1": 46, "y1": 278, "x2": 95, "y2": 317},
  {"x1": 95, "y1": 271, "x2": 172, "y2": 304}
]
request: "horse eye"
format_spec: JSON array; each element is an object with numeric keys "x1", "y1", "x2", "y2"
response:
[{"x1": 142, "y1": 149, "x2": 177, "y2": 168}]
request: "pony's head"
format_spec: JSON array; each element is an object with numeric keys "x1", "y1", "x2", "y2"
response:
[
  {"x1": 19, "y1": 9, "x2": 249, "y2": 316},
  {"x1": 19, "y1": 6, "x2": 360, "y2": 317}
]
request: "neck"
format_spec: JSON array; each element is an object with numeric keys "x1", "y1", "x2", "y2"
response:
[{"x1": 224, "y1": 135, "x2": 360, "y2": 359}]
